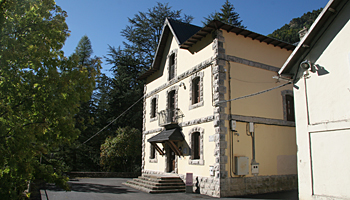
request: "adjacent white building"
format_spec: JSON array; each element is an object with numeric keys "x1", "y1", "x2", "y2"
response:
[{"x1": 279, "y1": 0, "x2": 350, "y2": 199}]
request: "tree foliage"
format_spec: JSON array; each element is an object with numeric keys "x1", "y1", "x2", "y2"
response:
[
  {"x1": 203, "y1": 0, "x2": 246, "y2": 28},
  {"x1": 0, "y1": 1, "x2": 99, "y2": 199},
  {"x1": 100, "y1": 127, "x2": 141, "y2": 172},
  {"x1": 268, "y1": 9, "x2": 322, "y2": 44}
]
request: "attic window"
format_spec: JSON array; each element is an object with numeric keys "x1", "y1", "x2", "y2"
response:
[
  {"x1": 169, "y1": 54, "x2": 175, "y2": 80},
  {"x1": 167, "y1": 49, "x2": 177, "y2": 81}
]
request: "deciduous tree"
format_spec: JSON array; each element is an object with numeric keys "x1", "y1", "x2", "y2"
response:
[{"x1": 0, "y1": 1, "x2": 99, "y2": 198}]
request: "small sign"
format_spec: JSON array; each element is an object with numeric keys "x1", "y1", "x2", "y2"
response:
[
  {"x1": 209, "y1": 135, "x2": 215, "y2": 142},
  {"x1": 186, "y1": 173, "x2": 193, "y2": 186}
]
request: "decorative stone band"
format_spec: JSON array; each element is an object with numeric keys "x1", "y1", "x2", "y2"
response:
[
  {"x1": 229, "y1": 114, "x2": 295, "y2": 127},
  {"x1": 144, "y1": 56, "x2": 216, "y2": 99},
  {"x1": 226, "y1": 55, "x2": 280, "y2": 73}
]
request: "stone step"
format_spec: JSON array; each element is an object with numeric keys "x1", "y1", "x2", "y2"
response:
[
  {"x1": 137, "y1": 176, "x2": 184, "y2": 184},
  {"x1": 133, "y1": 178, "x2": 185, "y2": 187},
  {"x1": 123, "y1": 182, "x2": 185, "y2": 193},
  {"x1": 123, "y1": 174, "x2": 186, "y2": 193},
  {"x1": 126, "y1": 180, "x2": 185, "y2": 190}
]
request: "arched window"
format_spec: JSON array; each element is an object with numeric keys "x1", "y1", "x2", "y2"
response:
[
  {"x1": 188, "y1": 127, "x2": 204, "y2": 165},
  {"x1": 151, "y1": 98, "x2": 157, "y2": 118},
  {"x1": 169, "y1": 53, "x2": 175, "y2": 80}
]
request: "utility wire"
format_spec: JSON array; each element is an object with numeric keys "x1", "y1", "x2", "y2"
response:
[
  {"x1": 82, "y1": 94, "x2": 145, "y2": 145},
  {"x1": 216, "y1": 82, "x2": 292, "y2": 105}
]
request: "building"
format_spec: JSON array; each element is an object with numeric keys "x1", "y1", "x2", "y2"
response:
[
  {"x1": 279, "y1": 0, "x2": 350, "y2": 199},
  {"x1": 139, "y1": 18, "x2": 297, "y2": 197}
]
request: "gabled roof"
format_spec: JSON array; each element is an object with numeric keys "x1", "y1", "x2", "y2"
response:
[
  {"x1": 138, "y1": 18, "x2": 201, "y2": 80},
  {"x1": 279, "y1": 0, "x2": 346, "y2": 78},
  {"x1": 139, "y1": 19, "x2": 295, "y2": 80}
]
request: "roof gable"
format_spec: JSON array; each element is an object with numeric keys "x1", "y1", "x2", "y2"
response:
[{"x1": 138, "y1": 18, "x2": 201, "y2": 80}]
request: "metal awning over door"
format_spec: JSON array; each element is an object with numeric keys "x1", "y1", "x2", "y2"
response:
[{"x1": 148, "y1": 128, "x2": 184, "y2": 156}]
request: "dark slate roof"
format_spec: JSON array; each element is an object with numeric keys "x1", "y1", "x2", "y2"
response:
[
  {"x1": 167, "y1": 19, "x2": 202, "y2": 44},
  {"x1": 148, "y1": 128, "x2": 184, "y2": 143},
  {"x1": 138, "y1": 18, "x2": 201, "y2": 80}
]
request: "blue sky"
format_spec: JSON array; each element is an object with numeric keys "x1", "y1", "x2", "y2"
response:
[{"x1": 56, "y1": 0, "x2": 329, "y2": 76}]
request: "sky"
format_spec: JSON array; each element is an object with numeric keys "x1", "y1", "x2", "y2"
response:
[{"x1": 55, "y1": 0, "x2": 329, "y2": 76}]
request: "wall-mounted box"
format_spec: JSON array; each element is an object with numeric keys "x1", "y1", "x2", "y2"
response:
[
  {"x1": 235, "y1": 156, "x2": 249, "y2": 175},
  {"x1": 252, "y1": 163, "x2": 259, "y2": 174}
]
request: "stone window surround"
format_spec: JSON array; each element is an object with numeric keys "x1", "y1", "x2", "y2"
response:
[
  {"x1": 167, "y1": 49, "x2": 178, "y2": 81},
  {"x1": 149, "y1": 143, "x2": 158, "y2": 163},
  {"x1": 149, "y1": 94, "x2": 159, "y2": 122},
  {"x1": 189, "y1": 71, "x2": 204, "y2": 110},
  {"x1": 281, "y1": 90, "x2": 294, "y2": 121},
  {"x1": 188, "y1": 127, "x2": 204, "y2": 165}
]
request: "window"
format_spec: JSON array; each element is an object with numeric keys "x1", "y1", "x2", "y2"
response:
[
  {"x1": 149, "y1": 95, "x2": 158, "y2": 122},
  {"x1": 192, "y1": 77, "x2": 200, "y2": 104},
  {"x1": 188, "y1": 127, "x2": 204, "y2": 165},
  {"x1": 189, "y1": 71, "x2": 204, "y2": 110},
  {"x1": 281, "y1": 90, "x2": 295, "y2": 122},
  {"x1": 167, "y1": 49, "x2": 177, "y2": 81},
  {"x1": 169, "y1": 54, "x2": 175, "y2": 80},
  {"x1": 150, "y1": 144, "x2": 156, "y2": 159},
  {"x1": 192, "y1": 132, "x2": 200, "y2": 159},
  {"x1": 151, "y1": 98, "x2": 157, "y2": 118},
  {"x1": 286, "y1": 95, "x2": 295, "y2": 121},
  {"x1": 168, "y1": 90, "x2": 176, "y2": 122}
]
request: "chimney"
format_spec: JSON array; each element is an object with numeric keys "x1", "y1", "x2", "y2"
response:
[{"x1": 298, "y1": 27, "x2": 308, "y2": 40}]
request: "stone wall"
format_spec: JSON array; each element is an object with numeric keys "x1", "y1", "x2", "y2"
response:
[{"x1": 220, "y1": 175, "x2": 298, "y2": 197}]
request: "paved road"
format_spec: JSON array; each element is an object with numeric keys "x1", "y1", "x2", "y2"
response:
[{"x1": 42, "y1": 178, "x2": 298, "y2": 200}]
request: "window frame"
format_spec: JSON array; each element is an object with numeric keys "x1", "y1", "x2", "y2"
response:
[
  {"x1": 188, "y1": 127, "x2": 204, "y2": 165},
  {"x1": 149, "y1": 95, "x2": 158, "y2": 122},
  {"x1": 167, "y1": 49, "x2": 177, "y2": 81},
  {"x1": 189, "y1": 71, "x2": 204, "y2": 110},
  {"x1": 281, "y1": 90, "x2": 295, "y2": 122}
]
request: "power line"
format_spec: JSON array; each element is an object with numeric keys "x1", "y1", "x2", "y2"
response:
[
  {"x1": 216, "y1": 82, "x2": 292, "y2": 105},
  {"x1": 82, "y1": 94, "x2": 144, "y2": 145}
]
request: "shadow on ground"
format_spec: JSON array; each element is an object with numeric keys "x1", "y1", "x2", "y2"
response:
[
  {"x1": 46, "y1": 181, "x2": 136, "y2": 195},
  {"x1": 233, "y1": 190, "x2": 298, "y2": 200}
]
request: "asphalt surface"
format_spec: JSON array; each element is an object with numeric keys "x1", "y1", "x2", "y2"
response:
[{"x1": 41, "y1": 178, "x2": 298, "y2": 200}]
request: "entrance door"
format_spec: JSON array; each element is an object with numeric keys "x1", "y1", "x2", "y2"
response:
[{"x1": 166, "y1": 144, "x2": 176, "y2": 173}]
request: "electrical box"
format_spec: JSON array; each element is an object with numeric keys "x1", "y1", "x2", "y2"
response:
[
  {"x1": 249, "y1": 122, "x2": 254, "y2": 133},
  {"x1": 235, "y1": 156, "x2": 249, "y2": 175},
  {"x1": 251, "y1": 163, "x2": 259, "y2": 174}
]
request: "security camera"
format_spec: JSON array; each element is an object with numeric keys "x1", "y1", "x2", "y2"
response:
[{"x1": 300, "y1": 60, "x2": 311, "y2": 70}]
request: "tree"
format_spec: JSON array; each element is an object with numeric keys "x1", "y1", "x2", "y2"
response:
[
  {"x1": 203, "y1": 0, "x2": 246, "y2": 28},
  {"x1": 268, "y1": 9, "x2": 322, "y2": 44},
  {"x1": 120, "y1": 2, "x2": 193, "y2": 70},
  {"x1": 100, "y1": 127, "x2": 141, "y2": 172},
  {"x1": 105, "y1": 2, "x2": 193, "y2": 133},
  {"x1": 61, "y1": 35, "x2": 102, "y2": 172},
  {"x1": 0, "y1": 1, "x2": 99, "y2": 199}
]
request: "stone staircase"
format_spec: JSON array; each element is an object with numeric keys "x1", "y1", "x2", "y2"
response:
[{"x1": 123, "y1": 174, "x2": 185, "y2": 193}]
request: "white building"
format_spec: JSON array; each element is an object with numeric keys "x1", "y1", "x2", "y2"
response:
[{"x1": 279, "y1": 0, "x2": 350, "y2": 199}]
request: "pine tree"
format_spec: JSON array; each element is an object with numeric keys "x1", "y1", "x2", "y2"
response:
[{"x1": 203, "y1": 0, "x2": 246, "y2": 28}]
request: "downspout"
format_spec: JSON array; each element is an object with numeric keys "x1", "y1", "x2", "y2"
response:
[{"x1": 227, "y1": 61, "x2": 235, "y2": 177}]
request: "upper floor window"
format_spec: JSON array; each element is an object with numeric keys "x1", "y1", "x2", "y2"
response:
[
  {"x1": 281, "y1": 90, "x2": 295, "y2": 122},
  {"x1": 149, "y1": 95, "x2": 158, "y2": 122},
  {"x1": 192, "y1": 77, "x2": 200, "y2": 104},
  {"x1": 285, "y1": 94, "x2": 295, "y2": 122},
  {"x1": 167, "y1": 49, "x2": 177, "y2": 81},
  {"x1": 189, "y1": 71, "x2": 204, "y2": 110},
  {"x1": 169, "y1": 54, "x2": 175, "y2": 80}
]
